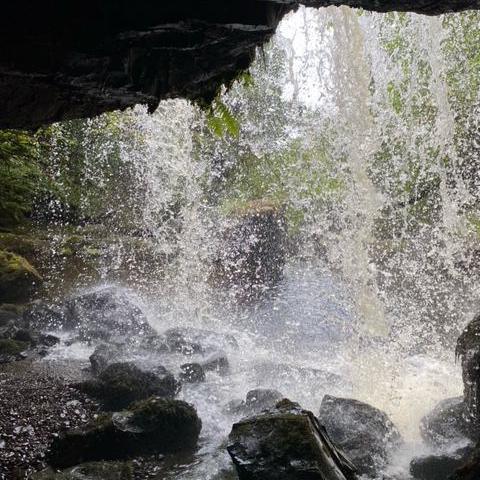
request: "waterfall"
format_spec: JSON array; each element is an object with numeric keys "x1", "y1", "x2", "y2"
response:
[{"x1": 36, "y1": 6, "x2": 480, "y2": 479}]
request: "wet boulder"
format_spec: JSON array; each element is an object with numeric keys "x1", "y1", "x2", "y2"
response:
[
  {"x1": 89, "y1": 343, "x2": 126, "y2": 374},
  {"x1": 318, "y1": 394, "x2": 402, "y2": 477},
  {"x1": 0, "y1": 250, "x2": 43, "y2": 302},
  {"x1": 226, "y1": 389, "x2": 284, "y2": 417},
  {"x1": 77, "y1": 362, "x2": 178, "y2": 410},
  {"x1": 449, "y1": 443, "x2": 480, "y2": 480},
  {"x1": 163, "y1": 328, "x2": 204, "y2": 355},
  {"x1": 227, "y1": 398, "x2": 357, "y2": 480},
  {"x1": 253, "y1": 361, "x2": 346, "y2": 398},
  {"x1": 31, "y1": 461, "x2": 133, "y2": 479},
  {"x1": 164, "y1": 327, "x2": 238, "y2": 351},
  {"x1": 201, "y1": 351, "x2": 230, "y2": 376},
  {"x1": 25, "y1": 288, "x2": 155, "y2": 342},
  {"x1": 180, "y1": 363, "x2": 206, "y2": 383},
  {"x1": 63, "y1": 287, "x2": 155, "y2": 341},
  {"x1": 410, "y1": 446, "x2": 473, "y2": 480},
  {"x1": 420, "y1": 397, "x2": 474, "y2": 447},
  {"x1": 48, "y1": 397, "x2": 202, "y2": 468},
  {"x1": 456, "y1": 314, "x2": 480, "y2": 429}
]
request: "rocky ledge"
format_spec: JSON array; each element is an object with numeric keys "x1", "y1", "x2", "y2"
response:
[{"x1": 1, "y1": 0, "x2": 479, "y2": 130}]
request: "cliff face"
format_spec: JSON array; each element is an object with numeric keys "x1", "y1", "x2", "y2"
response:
[{"x1": 1, "y1": 0, "x2": 479, "y2": 129}]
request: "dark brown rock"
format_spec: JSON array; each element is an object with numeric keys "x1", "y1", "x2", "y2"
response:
[
  {"x1": 456, "y1": 314, "x2": 480, "y2": 429},
  {"x1": 47, "y1": 396, "x2": 202, "y2": 468},
  {"x1": 1, "y1": 1, "x2": 478, "y2": 130},
  {"x1": 318, "y1": 395, "x2": 402, "y2": 477},
  {"x1": 227, "y1": 398, "x2": 357, "y2": 480},
  {"x1": 77, "y1": 362, "x2": 178, "y2": 410}
]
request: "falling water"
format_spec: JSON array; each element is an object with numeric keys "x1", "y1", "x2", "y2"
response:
[{"x1": 40, "y1": 6, "x2": 480, "y2": 479}]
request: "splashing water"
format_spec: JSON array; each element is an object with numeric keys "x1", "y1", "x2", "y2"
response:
[{"x1": 42, "y1": 5, "x2": 480, "y2": 479}]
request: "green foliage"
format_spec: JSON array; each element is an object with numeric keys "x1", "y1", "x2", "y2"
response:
[
  {"x1": 206, "y1": 99, "x2": 240, "y2": 138},
  {"x1": 220, "y1": 139, "x2": 345, "y2": 233},
  {"x1": 0, "y1": 110, "x2": 138, "y2": 229},
  {"x1": 0, "y1": 130, "x2": 46, "y2": 225}
]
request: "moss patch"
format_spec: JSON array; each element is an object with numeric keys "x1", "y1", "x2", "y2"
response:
[
  {"x1": 0, "y1": 338, "x2": 28, "y2": 355},
  {"x1": 0, "y1": 249, "x2": 43, "y2": 302}
]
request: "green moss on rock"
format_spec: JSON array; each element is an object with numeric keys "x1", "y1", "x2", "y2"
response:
[
  {"x1": 0, "y1": 338, "x2": 28, "y2": 355},
  {"x1": 48, "y1": 396, "x2": 202, "y2": 468},
  {"x1": 0, "y1": 249, "x2": 43, "y2": 302}
]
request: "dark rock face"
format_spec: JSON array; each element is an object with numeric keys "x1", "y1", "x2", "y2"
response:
[
  {"x1": 1, "y1": 1, "x2": 479, "y2": 130},
  {"x1": 47, "y1": 396, "x2": 202, "y2": 468},
  {"x1": 318, "y1": 394, "x2": 402, "y2": 477},
  {"x1": 227, "y1": 398, "x2": 357, "y2": 480},
  {"x1": 456, "y1": 314, "x2": 480, "y2": 429},
  {"x1": 449, "y1": 442, "x2": 480, "y2": 480},
  {"x1": 77, "y1": 362, "x2": 178, "y2": 410},
  {"x1": 410, "y1": 447, "x2": 473, "y2": 480},
  {"x1": 420, "y1": 397, "x2": 475, "y2": 447}
]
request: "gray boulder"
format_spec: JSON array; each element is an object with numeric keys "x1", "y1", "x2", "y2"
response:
[
  {"x1": 77, "y1": 362, "x2": 178, "y2": 410},
  {"x1": 64, "y1": 287, "x2": 155, "y2": 341},
  {"x1": 318, "y1": 395, "x2": 402, "y2": 477},
  {"x1": 226, "y1": 389, "x2": 284, "y2": 417},
  {"x1": 420, "y1": 397, "x2": 474, "y2": 447},
  {"x1": 89, "y1": 344, "x2": 126, "y2": 374},
  {"x1": 201, "y1": 351, "x2": 230, "y2": 375},
  {"x1": 456, "y1": 314, "x2": 480, "y2": 429},
  {"x1": 212, "y1": 202, "x2": 287, "y2": 301}
]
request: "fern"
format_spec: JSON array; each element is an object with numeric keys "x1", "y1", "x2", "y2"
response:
[{"x1": 206, "y1": 99, "x2": 240, "y2": 138}]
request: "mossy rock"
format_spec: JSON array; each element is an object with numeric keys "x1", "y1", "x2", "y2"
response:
[
  {"x1": 0, "y1": 232, "x2": 46, "y2": 263},
  {"x1": 227, "y1": 399, "x2": 357, "y2": 480},
  {"x1": 0, "y1": 338, "x2": 28, "y2": 355},
  {"x1": 0, "y1": 249, "x2": 43, "y2": 302},
  {"x1": 48, "y1": 396, "x2": 202, "y2": 468},
  {"x1": 31, "y1": 461, "x2": 133, "y2": 479}
]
